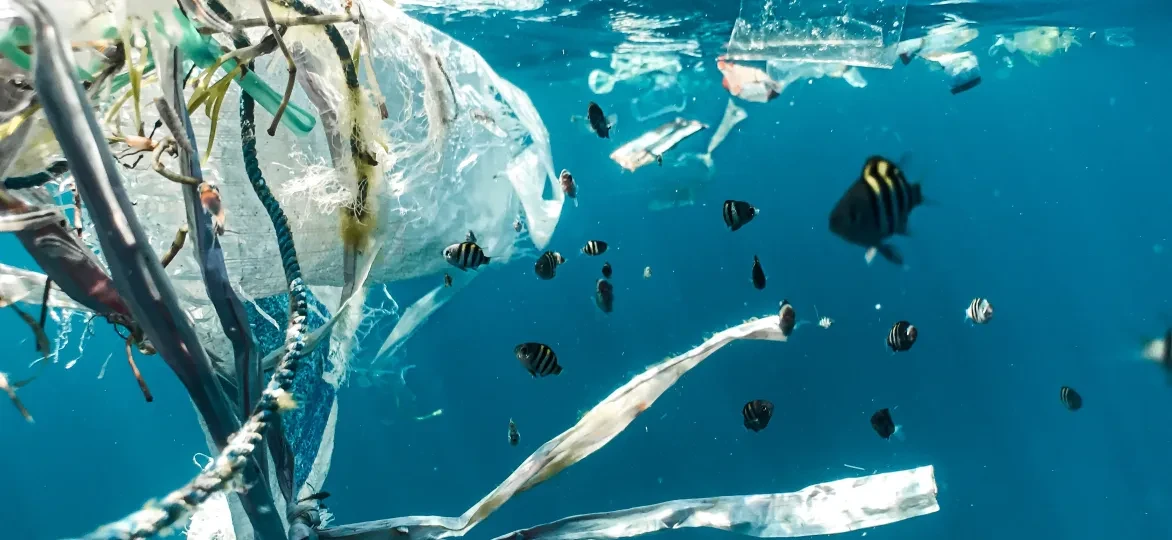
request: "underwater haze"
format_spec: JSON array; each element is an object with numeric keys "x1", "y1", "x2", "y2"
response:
[{"x1": 3, "y1": 1, "x2": 1172, "y2": 540}]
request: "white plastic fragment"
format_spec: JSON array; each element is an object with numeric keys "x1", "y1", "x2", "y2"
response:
[
  {"x1": 490, "y1": 466, "x2": 939, "y2": 540},
  {"x1": 610, "y1": 118, "x2": 706, "y2": 172}
]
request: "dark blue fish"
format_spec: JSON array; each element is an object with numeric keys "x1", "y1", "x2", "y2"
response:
[{"x1": 829, "y1": 156, "x2": 924, "y2": 265}]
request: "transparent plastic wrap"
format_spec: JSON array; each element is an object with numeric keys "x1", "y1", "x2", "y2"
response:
[
  {"x1": 110, "y1": 0, "x2": 559, "y2": 300},
  {"x1": 727, "y1": 0, "x2": 908, "y2": 68},
  {"x1": 94, "y1": 0, "x2": 559, "y2": 360}
]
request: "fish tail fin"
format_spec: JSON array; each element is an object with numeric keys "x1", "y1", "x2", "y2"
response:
[
  {"x1": 698, "y1": 153, "x2": 714, "y2": 169},
  {"x1": 607, "y1": 114, "x2": 618, "y2": 129},
  {"x1": 893, "y1": 424, "x2": 907, "y2": 441},
  {"x1": 864, "y1": 247, "x2": 878, "y2": 265},
  {"x1": 552, "y1": 364, "x2": 563, "y2": 375},
  {"x1": 573, "y1": 199, "x2": 579, "y2": 208},
  {"x1": 876, "y1": 244, "x2": 903, "y2": 265},
  {"x1": 909, "y1": 182, "x2": 925, "y2": 207},
  {"x1": 482, "y1": 256, "x2": 492, "y2": 265}
]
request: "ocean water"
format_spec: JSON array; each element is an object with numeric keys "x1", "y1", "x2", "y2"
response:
[{"x1": 2, "y1": 1, "x2": 1172, "y2": 539}]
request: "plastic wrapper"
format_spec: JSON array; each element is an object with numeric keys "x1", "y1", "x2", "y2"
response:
[
  {"x1": 726, "y1": 0, "x2": 908, "y2": 68},
  {"x1": 717, "y1": 58, "x2": 782, "y2": 103},
  {"x1": 610, "y1": 118, "x2": 706, "y2": 173},
  {"x1": 321, "y1": 315, "x2": 789, "y2": 539},
  {"x1": 589, "y1": 54, "x2": 682, "y2": 94},
  {"x1": 765, "y1": 61, "x2": 868, "y2": 90},
  {"x1": 923, "y1": 51, "x2": 982, "y2": 94},
  {"x1": 492, "y1": 466, "x2": 939, "y2": 540},
  {"x1": 99, "y1": 0, "x2": 560, "y2": 360},
  {"x1": 988, "y1": 26, "x2": 1079, "y2": 66}
]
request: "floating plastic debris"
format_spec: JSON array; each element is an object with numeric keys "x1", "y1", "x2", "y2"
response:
[
  {"x1": 726, "y1": 0, "x2": 909, "y2": 68},
  {"x1": 490, "y1": 466, "x2": 939, "y2": 540},
  {"x1": 717, "y1": 57, "x2": 782, "y2": 103},
  {"x1": 989, "y1": 26, "x2": 1080, "y2": 66},
  {"x1": 631, "y1": 77, "x2": 688, "y2": 122},
  {"x1": 610, "y1": 118, "x2": 707, "y2": 172},
  {"x1": 589, "y1": 53, "x2": 683, "y2": 94}
]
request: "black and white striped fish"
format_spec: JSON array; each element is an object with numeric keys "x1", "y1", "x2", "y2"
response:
[
  {"x1": 778, "y1": 300, "x2": 797, "y2": 337},
  {"x1": 1060, "y1": 386, "x2": 1082, "y2": 411},
  {"x1": 443, "y1": 241, "x2": 491, "y2": 270},
  {"x1": 722, "y1": 200, "x2": 758, "y2": 231},
  {"x1": 508, "y1": 419, "x2": 520, "y2": 446},
  {"x1": 887, "y1": 320, "x2": 917, "y2": 352},
  {"x1": 828, "y1": 156, "x2": 925, "y2": 265},
  {"x1": 965, "y1": 298, "x2": 993, "y2": 324},
  {"x1": 742, "y1": 399, "x2": 773, "y2": 432},
  {"x1": 515, "y1": 342, "x2": 562, "y2": 377},
  {"x1": 534, "y1": 250, "x2": 565, "y2": 280},
  {"x1": 583, "y1": 240, "x2": 608, "y2": 256}
]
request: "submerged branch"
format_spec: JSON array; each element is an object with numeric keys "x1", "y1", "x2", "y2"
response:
[
  {"x1": 124, "y1": 338, "x2": 154, "y2": 403},
  {"x1": 160, "y1": 225, "x2": 190, "y2": 268}
]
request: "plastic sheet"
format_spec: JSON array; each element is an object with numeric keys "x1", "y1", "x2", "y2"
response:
[
  {"x1": 492, "y1": 466, "x2": 939, "y2": 540},
  {"x1": 101, "y1": 0, "x2": 559, "y2": 362},
  {"x1": 610, "y1": 118, "x2": 706, "y2": 173},
  {"x1": 589, "y1": 54, "x2": 682, "y2": 94},
  {"x1": 0, "y1": 263, "x2": 89, "y2": 311},
  {"x1": 727, "y1": 0, "x2": 908, "y2": 68},
  {"x1": 320, "y1": 315, "x2": 789, "y2": 540}
]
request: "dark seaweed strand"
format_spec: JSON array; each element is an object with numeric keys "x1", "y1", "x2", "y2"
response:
[
  {"x1": 278, "y1": 0, "x2": 375, "y2": 220},
  {"x1": 2, "y1": 160, "x2": 69, "y2": 189}
]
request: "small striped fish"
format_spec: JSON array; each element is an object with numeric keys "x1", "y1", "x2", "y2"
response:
[
  {"x1": 965, "y1": 298, "x2": 993, "y2": 324},
  {"x1": 534, "y1": 250, "x2": 565, "y2": 280},
  {"x1": 443, "y1": 241, "x2": 491, "y2": 270},
  {"x1": 583, "y1": 240, "x2": 608, "y2": 256},
  {"x1": 887, "y1": 320, "x2": 917, "y2": 352},
  {"x1": 515, "y1": 342, "x2": 562, "y2": 377},
  {"x1": 742, "y1": 399, "x2": 773, "y2": 432},
  {"x1": 722, "y1": 200, "x2": 758, "y2": 231},
  {"x1": 1060, "y1": 386, "x2": 1082, "y2": 411},
  {"x1": 828, "y1": 156, "x2": 925, "y2": 265}
]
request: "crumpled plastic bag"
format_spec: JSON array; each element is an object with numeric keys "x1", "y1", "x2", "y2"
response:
[{"x1": 102, "y1": 0, "x2": 560, "y2": 359}]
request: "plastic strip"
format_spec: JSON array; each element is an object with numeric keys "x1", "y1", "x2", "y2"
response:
[
  {"x1": 319, "y1": 315, "x2": 789, "y2": 539},
  {"x1": 0, "y1": 262, "x2": 89, "y2": 312},
  {"x1": 492, "y1": 466, "x2": 939, "y2": 540},
  {"x1": 610, "y1": 118, "x2": 706, "y2": 173}
]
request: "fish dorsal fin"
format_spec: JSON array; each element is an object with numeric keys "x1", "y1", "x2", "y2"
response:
[{"x1": 466, "y1": 230, "x2": 477, "y2": 243}]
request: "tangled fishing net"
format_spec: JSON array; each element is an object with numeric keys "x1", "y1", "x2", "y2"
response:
[{"x1": 23, "y1": 0, "x2": 561, "y2": 374}]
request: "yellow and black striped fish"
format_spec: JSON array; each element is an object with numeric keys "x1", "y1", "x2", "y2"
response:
[
  {"x1": 443, "y1": 241, "x2": 491, "y2": 270},
  {"x1": 515, "y1": 342, "x2": 562, "y2": 377},
  {"x1": 534, "y1": 250, "x2": 565, "y2": 280},
  {"x1": 583, "y1": 240, "x2": 608, "y2": 256},
  {"x1": 828, "y1": 156, "x2": 924, "y2": 265}
]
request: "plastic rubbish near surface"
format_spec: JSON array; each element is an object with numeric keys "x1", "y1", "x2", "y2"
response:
[
  {"x1": 727, "y1": 0, "x2": 909, "y2": 68},
  {"x1": 610, "y1": 118, "x2": 706, "y2": 173},
  {"x1": 897, "y1": 22, "x2": 982, "y2": 94},
  {"x1": 89, "y1": 0, "x2": 560, "y2": 364}
]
